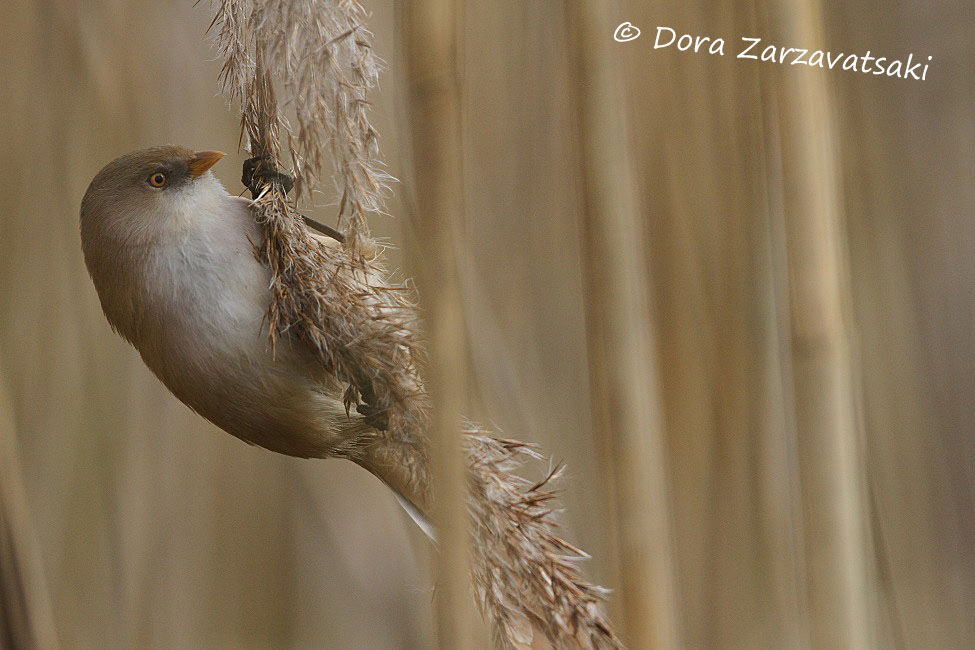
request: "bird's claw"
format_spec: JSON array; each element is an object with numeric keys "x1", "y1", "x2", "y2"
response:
[
  {"x1": 242, "y1": 155, "x2": 294, "y2": 198},
  {"x1": 356, "y1": 402, "x2": 389, "y2": 432}
]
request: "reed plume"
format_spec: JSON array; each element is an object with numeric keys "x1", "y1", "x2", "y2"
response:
[
  {"x1": 465, "y1": 433, "x2": 620, "y2": 648},
  {"x1": 212, "y1": 1, "x2": 620, "y2": 646},
  {"x1": 214, "y1": 0, "x2": 390, "y2": 250}
]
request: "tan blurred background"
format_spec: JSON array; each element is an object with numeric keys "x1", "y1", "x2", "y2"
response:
[{"x1": 1, "y1": 0, "x2": 973, "y2": 648}]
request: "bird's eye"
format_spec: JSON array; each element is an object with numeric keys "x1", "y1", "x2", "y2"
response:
[{"x1": 147, "y1": 172, "x2": 167, "y2": 188}]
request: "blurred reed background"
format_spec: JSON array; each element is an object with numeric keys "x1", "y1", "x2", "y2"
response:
[{"x1": 1, "y1": 0, "x2": 973, "y2": 647}]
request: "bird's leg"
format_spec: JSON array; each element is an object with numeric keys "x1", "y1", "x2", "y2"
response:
[
  {"x1": 356, "y1": 403, "x2": 390, "y2": 432},
  {"x1": 342, "y1": 375, "x2": 390, "y2": 432},
  {"x1": 242, "y1": 155, "x2": 294, "y2": 199},
  {"x1": 353, "y1": 376, "x2": 390, "y2": 432},
  {"x1": 241, "y1": 156, "x2": 346, "y2": 243}
]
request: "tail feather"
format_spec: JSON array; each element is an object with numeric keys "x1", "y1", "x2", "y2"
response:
[
  {"x1": 351, "y1": 438, "x2": 436, "y2": 541},
  {"x1": 391, "y1": 490, "x2": 437, "y2": 542}
]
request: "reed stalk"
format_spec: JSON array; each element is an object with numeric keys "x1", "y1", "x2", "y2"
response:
[
  {"x1": 0, "y1": 355, "x2": 59, "y2": 649},
  {"x1": 212, "y1": 1, "x2": 622, "y2": 647},
  {"x1": 758, "y1": 1, "x2": 876, "y2": 646},
  {"x1": 566, "y1": 2, "x2": 681, "y2": 648},
  {"x1": 401, "y1": 1, "x2": 481, "y2": 647}
]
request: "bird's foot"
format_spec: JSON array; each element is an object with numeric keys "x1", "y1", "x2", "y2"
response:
[
  {"x1": 356, "y1": 402, "x2": 390, "y2": 432},
  {"x1": 242, "y1": 155, "x2": 294, "y2": 198}
]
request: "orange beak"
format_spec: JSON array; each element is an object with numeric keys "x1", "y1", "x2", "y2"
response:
[{"x1": 187, "y1": 150, "x2": 226, "y2": 177}]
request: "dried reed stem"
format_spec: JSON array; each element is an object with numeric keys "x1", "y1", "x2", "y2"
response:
[
  {"x1": 758, "y1": 1, "x2": 874, "y2": 647},
  {"x1": 216, "y1": 0, "x2": 392, "y2": 249},
  {"x1": 399, "y1": 0, "x2": 480, "y2": 645},
  {"x1": 0, "y1": 358, "x2": 59, "y2": 649},
  {"x1": 567, "y1": 2, "x2": 681, "y2": 647},
  {"x1": 216, "y1": 0, "x2": 432, "y2": 508},
  {"x1": 213, "y1": 1, "x2": 622, "y2": 647}
]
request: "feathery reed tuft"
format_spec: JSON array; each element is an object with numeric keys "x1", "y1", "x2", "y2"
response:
[
  {"x1": 215, "y1": 0, "x2": 391, "y2": 250},
  {"x1": 211, "y1": 1, "x2": 621, "y2": 646},
  {"x1": 466, "y1": 432, "x2": 622, "y2": 649}
]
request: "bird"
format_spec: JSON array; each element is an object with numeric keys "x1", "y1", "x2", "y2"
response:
[
  {"x1": 79, "y1": 145, "x2": 432, "y2": 535},
  {"x1": 80, "y1": 146, "x2": 625, "y2": 647}
]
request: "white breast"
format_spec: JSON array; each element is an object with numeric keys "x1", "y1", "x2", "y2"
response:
[
  {"x1": 131, "y1": 179, "x2": 351, "y2": 457},
  {"x1": 141, "y1": 184, "x2": 269, "y2": 357}
]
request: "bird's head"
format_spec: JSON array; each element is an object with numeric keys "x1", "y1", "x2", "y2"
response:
[{"x1": 81, "y1": 145, "x2": 227, "y2": 244}]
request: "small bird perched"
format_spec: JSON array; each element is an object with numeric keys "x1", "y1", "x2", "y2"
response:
[
  {"x1": 81, "y1": 145, "x2": 622, "y2": 648},
  {"x1": 80, "y1": 145, "x2": 429, "y2": 530}
]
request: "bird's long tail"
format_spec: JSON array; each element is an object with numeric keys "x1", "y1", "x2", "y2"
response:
[{"x1": 352, "y1": 439, "x2": 437, "y2": 541}]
